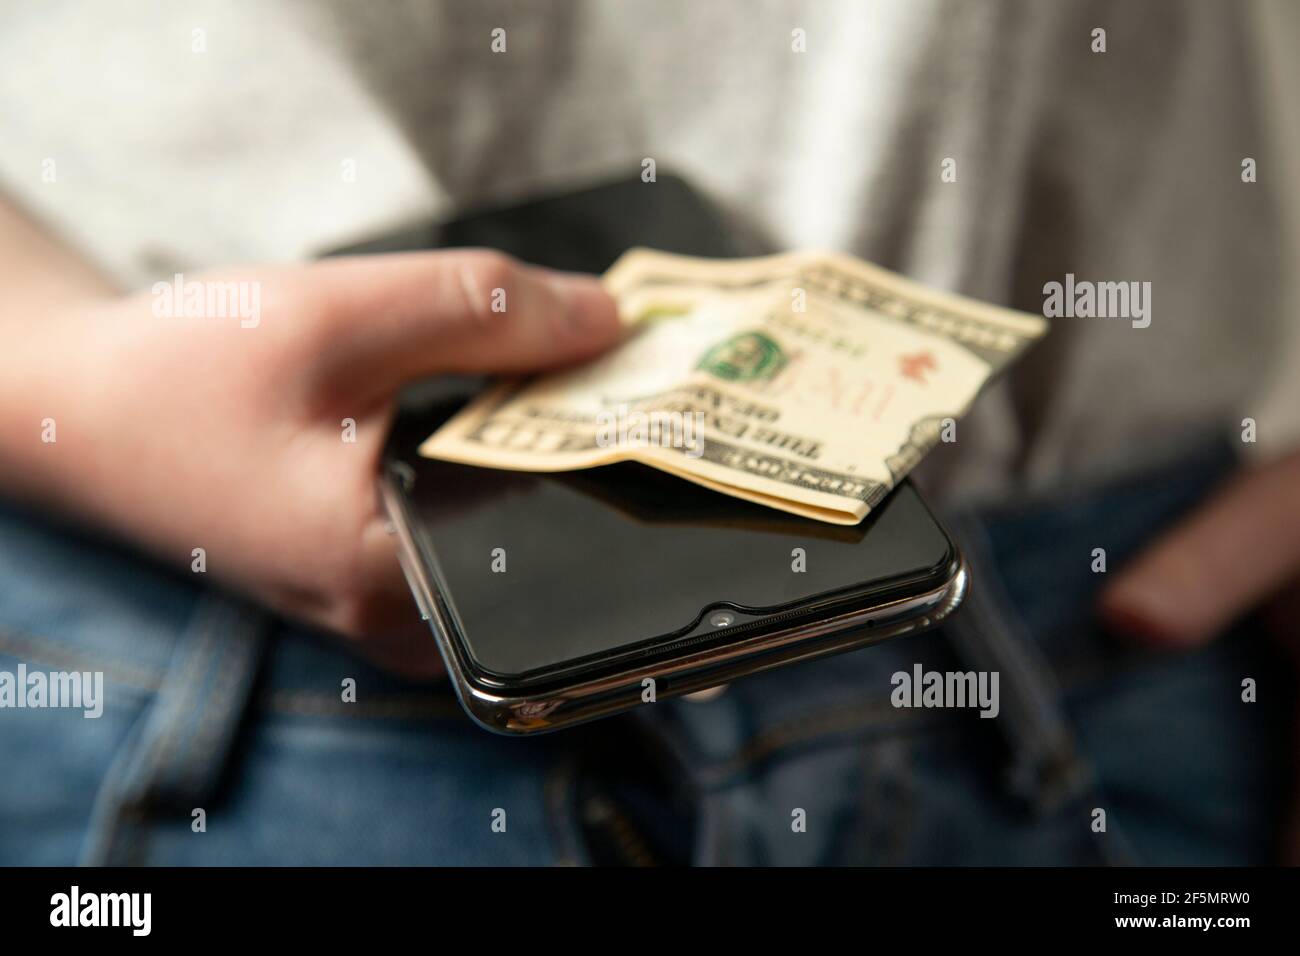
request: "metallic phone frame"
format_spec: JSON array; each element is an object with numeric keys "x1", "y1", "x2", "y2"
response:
[{"x1": 379, "y1": 465, "x2": 969, "y2": 735}]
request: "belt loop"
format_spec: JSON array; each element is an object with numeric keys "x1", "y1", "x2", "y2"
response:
[
  {"x1": 80, "y1": 591, "x2": 269, "y2": 865},
  {"x1": 942, "y1": 513, "x2": 1093, "y2": 815}
]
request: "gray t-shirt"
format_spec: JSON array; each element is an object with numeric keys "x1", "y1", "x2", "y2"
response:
[{"x1": 3, "y1": 0, "x2": 1296, "y2": 505}]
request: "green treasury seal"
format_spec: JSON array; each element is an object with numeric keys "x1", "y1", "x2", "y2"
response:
[{"x1": 696, "y1": 330, "x2": 787, "y2": 382}]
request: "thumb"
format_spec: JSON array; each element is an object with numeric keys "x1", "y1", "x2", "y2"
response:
[
  {"x1": 1098, "y1": 449, "x2": 1300, "y2": 648},
  {"x1": 303, "y1": 249, "x2": 623, "y2": 392}
]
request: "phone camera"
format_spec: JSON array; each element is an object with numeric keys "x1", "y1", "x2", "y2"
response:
[{"x1": 708, "y1": 610, "x2": 736, "y2": 628}]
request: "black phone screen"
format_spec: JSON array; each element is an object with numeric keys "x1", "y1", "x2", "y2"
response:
[{"x1": 392, "y1": 422, "x2": 956, "y2": 680}]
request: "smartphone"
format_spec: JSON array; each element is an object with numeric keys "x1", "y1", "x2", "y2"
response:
[{"x1": 338, "y1": 174, "x2": 968, "y2": 734}]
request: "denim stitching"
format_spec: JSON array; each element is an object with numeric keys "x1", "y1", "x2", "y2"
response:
[
  {"x1": 0, "y1": 626, "x2": 162, "y2": 690},
  {"x1": 0, "y1": 624, "x2": 468, "y2": 720},
  {"x1": 693, "y1": 698, "x2": 943, "y2": 786}
]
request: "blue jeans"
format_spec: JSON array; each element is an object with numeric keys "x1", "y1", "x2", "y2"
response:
[{"x1": 0, "y1": 437, "x2": 1289, "y2": 864}]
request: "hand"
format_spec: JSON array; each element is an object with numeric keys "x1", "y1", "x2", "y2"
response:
[
  {"x1": 9, "y1": 251, "x2": 622, "y2": 677},
  {"x1": 1097, "y1": 448, "x2": 1300, "y2": 858}
]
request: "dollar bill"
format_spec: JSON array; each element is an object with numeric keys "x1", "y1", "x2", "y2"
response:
[{"x1": 419, "y1": 248, "x2": 1047, "y2": 524}]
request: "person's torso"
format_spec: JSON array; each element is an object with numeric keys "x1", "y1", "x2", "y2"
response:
[{"x1": 1, "y1": 0, "x2": 1289, "y2": 501}]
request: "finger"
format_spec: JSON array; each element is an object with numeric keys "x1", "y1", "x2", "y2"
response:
[
  {"x1": 349, "y1": 515, "x2": 446, "y2": 679},
  {"x1": 1098, "y1": 449, "x2": 1300, "y2": 647},
  {"x1": 302, "y1": 249, "x2": 623, "y2": 390}
]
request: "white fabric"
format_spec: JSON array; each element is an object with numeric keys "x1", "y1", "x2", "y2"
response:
[{"x1": 2, "y1": 0, "x2": 1295, "y2": 503}]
